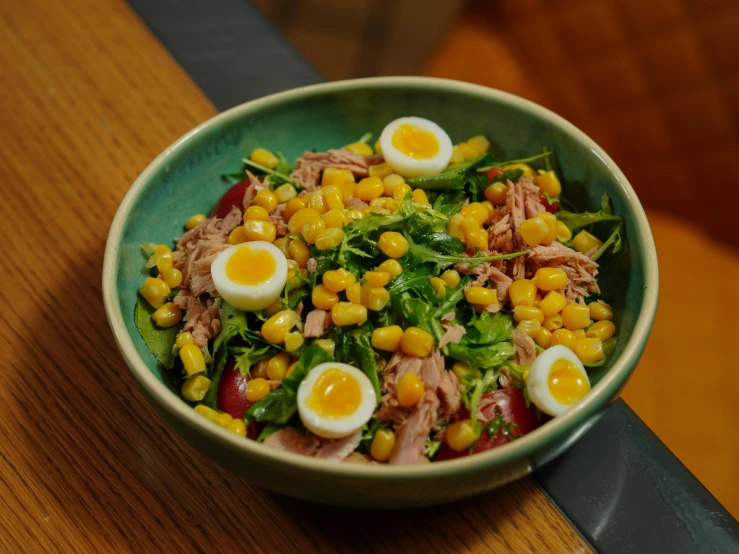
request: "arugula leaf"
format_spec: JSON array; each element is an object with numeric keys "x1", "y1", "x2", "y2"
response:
[
  {"x1": 464, "y1": 312, "x2": 514, "y2": 345},
  {"x1": 358, "y1": 418, "x2": 381, "y2": 454},
  {"x1": 356, "y1": 132, "x2": 373, "y2": 144},
  {"x1": 425, "y1": 437, "x2": 441, "y2": 459},
  {"x1": 246, "y1": 342, "x2": 333, "y2": 424},
  {"x1": 232, "y1": 344, "x2": 274, "y2": 377},
  {"x1": 274, "y1": 152, "x2": 293, "y2": 177},
  {"x1": 583, "y1": 337, "x2": 618, "y2": 367},
  {"x1": 241, "y1": 157, "x2": 298, "y2": 189},
  {"x1": 406, "y1": 235, "x2": 528, "y2": 273},
  {"x1": 477, "y1": 150, "x2": 554, "y2": 171},
  {"x1": 488, "y1": 168, "x2": 523, "y2": 184},
  {"x1": 463, "y1": 368, "x2": 499, "y2": 413},
  {"x1": 481, "y1": 415, "x2": 518, "y2": 439},
  {"x1": 348, "y1": 330, "x2": 382, "y2": 399},
  {"x1": 431, "y1": 188, "x2": 467, "y2": 217},
  {"x1": 592, "y1": 221, "x2": 623, "y2": 262},
  {"x1": 406, "y1": 153, "x2": 493, "y2": 190},
  {"x1": 556, "y1": 193, "x2": 623, "y2": 232},
  {"x1": 134, "y1": 296, "x2": 179, "y2": 369},
  {"x1": 448, "y1": 342, "x2": 515, "y2": 370}
]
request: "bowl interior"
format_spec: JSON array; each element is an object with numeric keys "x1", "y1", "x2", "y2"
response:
[{"x1": 115, "y1": 82, "x2": 646, "y2": 397}]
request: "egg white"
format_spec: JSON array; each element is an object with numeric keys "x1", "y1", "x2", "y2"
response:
[
  {"x1": 211, "y1": 241, "x2": 288, "y2": 311},
  {"x1": 297, "y1": 362, "x2": 377, "y2": 439},
  {"x1": 379, "y1": 116, "x2": 453, "y2": 178},
  {"x1": 526, "y1": 345, "x2": 591, "y2": 417}
]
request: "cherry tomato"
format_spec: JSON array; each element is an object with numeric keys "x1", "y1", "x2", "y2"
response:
[
  {"x1": 211, "y1": 181, "x2": 249, "y2": 218},
  {"x1": 484, "y1": 167, "x2": 504, "y2": 182},
  {"x1": 216, "y1": 357, "x2": 260, "y2": 439},
  {"x1": 539, "y1": 193, "x2": 559, "y2": 213},
  {"x1": 436, "y1": 388, "x2": 544, "y2": 461}
]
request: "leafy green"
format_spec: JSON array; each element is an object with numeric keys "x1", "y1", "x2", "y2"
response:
[
  {"x1": 488, "y1": 168, "x2": 523, "y2": 184},
  {"x1": 134, "y1": 296, "x2": 179, "y2": 369},
  {"x1": 232, "y1": 344, "x2": 274, "y2": 377},
  {"x1": 477, "y1": 150, "x2": 554, "y2": 171},
  {"x1": 448, "y1": 342, "x2": 515, "y2": 370},
  {"x1": 256, "y1": 422, "x2": 284, "y2": 443},
  {"x1": 481, "y1": 415, "x2": 518, "y2": 440},
  {"x1": 330, "y1": 327, "x2": 382, "y2": 399},
  {"x1": 464, "y1": 312, "x2": 514, "y2": 345},
  {"x1": 406, "y1": 235, "x2": 528, "y2": 274},
  {"x1": 241, "y1": 157, "x2": 298, "y2": 189},
  {"x1": 358, "y1": 418, "x2": 381, "y2": 454},
  {"x1": 556, "y1": 193, "x2": 623, "y2": 232},
  {"x1": 246, "y1": 342, "x2": 333, "y2": 424},
  {"x1": 431, "y1": 188, "x2": 467, "y2": 217},
  {"x1": 463, "y1": 368, "x2": 499, "y2": 413},
  {"x1": 425, "y1": 437, "x2": 441, "y2": 459},
  {"x1": 274, "y1": 152, "x2": 293, "y2": 177},
  {"x1": 592, "y1": 221, "x2": 623, "y2": 262},
  {"x1": 356, "y1": 132, "x2": 373, "y2": 144},
  {"x1": 406, "y1": 153, "x2": 493, "y2": 190},
  {"x1": 583, "y1": 337, "x2": 618, "y2": 367}
]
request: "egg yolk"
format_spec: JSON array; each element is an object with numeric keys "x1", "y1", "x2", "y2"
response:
[
  {"x1": 225, "y1": 247, "x2": 275, "y2": 285},
  {"x1": 307, "y1": 368, "x2": 362, "y2": 418},
  {"x1": 548, "y1": 359, "x2": 590, "y2": 405},
  {"x1": 391, "y1": 123, "x2": 440, "y2": 159}
]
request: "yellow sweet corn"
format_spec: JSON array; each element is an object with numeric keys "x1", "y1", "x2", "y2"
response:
[
  {"x1": 322, "y1": 167, "x2": 353, "y2": 187},
  {"x1": 323, "y1": 268, "x2": 356, "y2": 292},
  {"x1": 274, "y1": 183, "x2": 297, "y2": 203},
  {"x1": 400, "y1": 327, "x2": 434, "y2": 357},
  {"x1": 228, "y1": 226, "x2": 248, "y2": 245},
  {"x1": 360, "y1": 283, "x2": 390, "y2": 311},
  {"x1": 556, "y1": 220, "x2": 572, "y2": 243},
  {"x1": 344, "y1": 142, "x2": 373, "y2": 156},
  {"x1": 484, "y1": 182, "x2": 508, "y2": 205},
  {"x1": 535, "y1": 170, "x2": 562, "y2": 197},
  {"x1": 284, "y1": 331, "x2": 304, "y2": 353},
  {"x1": 517, "y1": 319, "x2": 541, "y2": 338},
  {"x1": 465, "y1": 228, "x2": 488, "y2": 250},
  {"x1": 330, "y1": 302, "x2": 367, "y2": 326},
  {"x1": 575, "y1": 337, "x2": 604, "y2": 363},
  {"x1": 315, "y1": 338, "x2": 336, "y2": 356},
  {"x1": 535, "y1": 267, "x2": 569, "y2": 291},
  {"x1": 551, "y1": 328, "x2": 577, "y2": 350},
  {"x1": 288, "y1": 239, "x2": 311, "y2": 268},
  {"x1": 460, "y1": 203, "x2": 489, "y2": 226},
  {"x1": 447, "y1": 213, "x2": 465, "y2": 240},
  {"x1": 365, "y1": 271, "x2": 391, "y2": 287},
  {"x1": 378, "y1": 232, "x2": 409, "y2": 258},
  {"x1": 307, "y1": 191, "x2": 328, "y2": 214},
  {"x1": 572, "y1": 230, "x2": 603, "y2": 254},
  {"x1": 534, "y1": 327, "x2": 552, "y2": 348},
  {"x1": 246, "y1": 378, "x2": 271, "y2": 402},
  {"x1": 267, "y1": 352, "x2": 291, "y2": 381},
  {"x1": 589, "y1": 300, "x2": 613, "y2": 321},
  {"x1": 273, "y1": 237, "x2": 292, "y2": 259},
  {"x1": 245, "y1": 205, "x2": 269, "y2": 222},
  {"x1": 175, "y1": 332, "x2": 194, "y2": 349},
  {"x1": 543, "y1": 313, "x2": 564, "y2": 331},
  {"x1": 377, "y1": 259, "x2": 403, "y2": 277},
  {"x1": 535, "y1": 212, "x2": 557, "y2": 246},
  {"x1": 243, "y1": 220, "x2": 277, "y2": 242},
  {"x1": 181, "y1": 375, "x2": 211, "y2": 402},
  {"x1": 562, "y1": 304, "x2": 591, "y2": 331},
  {"x1": 587, "y1": 320, "x2": 616, "y2": 342},
  {"x1": 300, "y1": 216, "x2": 326, "y2": 244},
  {"x1": 371, "y1": 326, "x2": 404, "y2": 352},
  {"x1": 251, "y1": 359, "x2": 269, "y2": 379},
  {"x1": 161, "y1": 268, "x2": 183, "y2": 289},
  {"x1": 520, "y1": 217, "x2": 550, "y2": 247},
  {"x1": 312, "y1": 284, "x2": 339, "y2": 310},
  {"x1": 465, "y1": 135, "x2": 490, "y2": 155},
  {"x1": 152, "y1": 302, "x2": 182, "y2": 328},
  {"x1": 430, "y1": 277, "x2": 446, "y2": 298},
  {"x1": 512, "y1": 305, "x2": 545, "y2": 324},
  {"x1": 227, "y1": 419, "x2": 247, "y2": 437},
  {"x1": 355, "y1": 176, "x2": 384, "y2": 201},
  {"x1": 253, "y1": 189, "x2": 278, "y2": 213},
  {"x1": 368, "y1": 163, "x2": 393, "y2": 179},
  {"x1": 287, "y1": 207, "x2": 320, "y2": 235},
  {"x1": 345, "y1": 282, "x2": 361, "y2": 304},
  {"x1": 315, "y1": 228, "x2": 344, "y2": 251},
  {"x1": 539, "y1": 290, "x2": 567, "y2": 317},
  {"x1": 322, "y1": 209, "x2": 346, "y2": 229},
  {"x1": 501, "y1": 163, "x2": 537, "y2": 178},
  {"x1": 139, "y1": 277, "x2": 170, "y2": 309},
  {"x1": 465, "y1": 286, "x2": 498, "y2": 307},
  {"x1": 396, "y1": 372, "x2": 425, "y2": 407},
  {"x1": 440, "y1": 269, "x2": 461, "y2": 288},
  {"x1": 180, "y1": 344, "x2": 206, "y2": 376},
  {"x1": 261, "y1": 310, "x2": 298, "y2": 343},
  {"x1": 370, "y1": 429, "x2": 396, "y2": 462},
  {"x1": 250, "y1": 148, "x2": 278, "y2": 169},
  {"x1": 382, "y1": 173, "x2": 405, "y2": 196},
  {"x1": 284, "y1": 197, "x2": 307, "y2": 221},
  {"x1": 185, "y1": 213, "x2": 207, "y2": 230},
  {"x1": 445, "y1": 419, "x2": 481, "y2": 452},
  {"x1": 412, "y1": 189, "x2": 430, "y2": 206}
]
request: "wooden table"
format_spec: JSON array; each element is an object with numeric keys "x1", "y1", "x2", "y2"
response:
[{"x1": 0, "y1": 1, "x2": 589, "y2": 551}]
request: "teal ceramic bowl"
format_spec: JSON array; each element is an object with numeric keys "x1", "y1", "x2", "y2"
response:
[{"x1": 103, "y1": 77, "x2": 658, "y2": 508}]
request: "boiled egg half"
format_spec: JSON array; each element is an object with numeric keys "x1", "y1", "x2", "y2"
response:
[
  {"x1": 379, "y1": 116, "x2": 453, "y2": 178},
  {"x1": 297, "y1": 362, "x2": 377, "y2": 439},
  {"x1": 526, "y1": 345, "x2": 592, "y2": 417},
  {"x1": 211, "y1": 241, "x2": 288, "y2": 311}
]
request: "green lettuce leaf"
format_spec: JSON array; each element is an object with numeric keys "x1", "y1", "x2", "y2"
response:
[
  {"x1": 447, "y1": 342, "x2": 515, "y2": 370},
  {"x1": 134, "y1": 296, "x2": 178, "y2": 369},
  {"x1": 464, "y1": 312, "x2": 514, "y2": 345}
]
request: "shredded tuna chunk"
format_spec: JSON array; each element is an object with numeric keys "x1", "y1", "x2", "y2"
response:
[
  {"x1": 306, "y1": 257, "x2": 318, "y2": 272},
  {"x1": 438, "y1": 323, "x2": 466, "y2": 349},
  {"x1": 527, "y1": 242, "x2": 600, "y2": 303},
  {"x1": 344, "y1": 197, "x2": 369, "y2": 210},
  {"x1": 262, "y1": 428, "x2": 361, "y2": 462},
  {"x1": 437, "y1": 370, "x2": 462, "y2": 416},
  {"x1": 290, "y1": 149, "x2": 384, "y2": 192},
  {"x1": 389, "y1": 391, "x2": 440, "y2": 465},
  {"x1": 489, "y1": 214, "x2": 514, "y2": 253},
  {"x1": 173, "y1": 291, "x2": 222, "y2": 348},
  {"x1": 512, "y1": 327, "x2": 536, "y2": 366},
  {"x1": 303, "y1": 309, "x2": 331, "y2": 338},
  {"x1": 314, "y1": 431, "x2": 362, "y2": 461},
  {"x1": 242, "y1": 171, "x2": 268, "y2": 209},
  {"x1": 520, "y1": 177, "x2": 546, "y2": 218},
  {"x1": 464, "y1": 261, "x2": 514, "y2": 305},
  {"x1": 343, "y1": 452, "x2": 379, "y2": 464}
]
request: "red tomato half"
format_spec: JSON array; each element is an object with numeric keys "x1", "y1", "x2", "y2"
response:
[
  {"x1": 539, "y1": 193, "x2": 559, "y2": 213},
  {"x1": 484, "y1": 167, "x2": 504, "y2": 182},
  {"x1": 216, "y1": 358, "x2": 259, "y2": 439},
  {"x1": 436, "y1": 388, "x2": 544, "y2": 461},
  {"x1": 211, "y1": 181, "x2": 249, "y2": 219}
]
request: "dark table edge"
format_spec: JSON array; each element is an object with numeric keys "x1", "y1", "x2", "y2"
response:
[{"x1": 125, "y1": 1, "x2": 739, "y2": 552}]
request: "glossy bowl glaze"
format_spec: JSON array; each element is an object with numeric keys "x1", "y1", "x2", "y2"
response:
[{"x1": 103, "y1": 77, "x2": 658, "y2": 508}]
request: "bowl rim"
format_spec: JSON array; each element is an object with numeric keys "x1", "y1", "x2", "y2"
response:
[{"x1": 103, "y1": 76, "x2": 659, "y2": 480}]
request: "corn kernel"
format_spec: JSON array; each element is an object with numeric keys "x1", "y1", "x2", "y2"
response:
[
  {"x1": 377, "y1": 259, "x2": 403, "y2": 277},
  {"x1": 185, "y1": 213, "x2": 207, "y2": 230},
  {"x1": 286, "y1": 361, "x2": 299, "y2": 378},
  {"x1": 447, "y1": 213, "x2": 465, "y2": 240},
  {"x1": 273, "y1": 237, "x2": 292, "y2": 259},
  {"x1": 300, "y1": 216, "x2": 325, "y2": 244},
  {"x1": 401, "y1": 327, "x2": 434, "y2": 357},
  {"x1": 315, "y1": 228, "x2": 344, "y2": 251},
  {"x1": 250, "y1": 147, "x2": 278, "y2": 169},
  {"x1": 213, "y1": 411, "x2": 232, "y2": 427},
  {"x1": 344, "y1": 141, "x2": 373, "y2": 156},
  {"x1": 307, "y1": 191, "x2": 328, "y2": 214},
  {"x1": 288, "y1": 240, "x2": 310, "y2": 268},
  {"x1": 551, "y1": 328, "x2": 577, "y2": 350},
  {"x1": 227, "y1": 419, "x2": 247, "y2": 437},
  {"x1": 287, "y1": 207, "x2": 320, "y2": 235},
  {"x1": 322, "y1": 167, "x2": 353, "y2": 187},
  {"x1": 284, "y1": 331, "x2": 304, "y2": 353},
  {"x1": 556, "y1": 220, "x2": 572, "y2": 243},
  {"x1": 365, "y1": 271, "x2": 391, "y2": 287},
  {"x1": 246, "y1": 378, "x2": 271, "y2": 402},
  {"x1": 535, "y1": 170, "x2": 562, "y2": 197},
  {"x1": 465, "y1": 286, "x2": 498, "y2": 307},
  {"x1": 587, "y1": 320, "x2": 616, "y2": 341},
  {"x1": 412, "y1": 189, "x2": 431, "y2": 206},
  {"x1": 480, "y1": 201, "x2": 496, "y2": 224},
  {"x1": 322, "y1": 268, "x2": 356, "y2": 293},
  {"x1": 397, "y1": 372, "x2": 425, "y2": 407},
  {"x1": 446, "y1": 419, "x2": 481, "y2": 452},
  {"x1": 345, "y1": 282, "x2": 361, "y2": 304},
  {"x1": 226, "y1": 226, "x2": 247, "y2": 245},
  {"x1": 274, "y1": 183, "x2": 297, "y2": 203},
  {"x1": 176, "y1": 332, "x2": 194, "y2": 349},
  {"x1": 139, "y1": 277, "x2": 171, "y2": 309},
  {"x1": 321, "y1": 209, "x2": 345, "y2": 229},
  {"x1": 517, "y1": 319, "x2": 541, "y2": 338},
  {"x1": 284, "y1": 197, "x2": 307, "y2": 221},
  {"x1": 543, "y1": 313, "x2": 564, "y2": 331},
  {"x1": 485, "y1": 182, "x2": 508, "y2": 205},
  {"x1": 245, "y1": 205, "x2": 269, "y2": 221},
  {"x1": 267, "y1": 352, "x2": 291, "y2": 380},
  {"x1": 378, "y1": 231, "x2": 409, "y2": 259},
  {"x1": 382, "y1": 173, "x2": 405, "y2": 196},
  {"x1": 323, "y1": 188, "x2": 344, "y2": 211},
  {"x1": 251, "y1": 359, "x2": 269, "y2": 379},
  {"x1": 507, "y1": 279, "x2": 536, "y2": 307},
  {"x1": 194, "y1": 404, "x2": 219, "y2": 422},
  {"x1": 253, "y1": 190, "x2": 278, "y2": 213},
  {"x1": 368, "y1": 163, "x2": 393, "y2": 179},
  {"x1": 573, "y1": 329, "x2": 587, "y2": 340},
  {"x1": 312, "y1": 284, "x2": 340, "y2": 310},
  {"x1": 330, "y1": 302, "x2": 367, "y2": 326},
  {"x1": 501, "y1": 163, "x2": 537, "y2": 178},
  {"x1": 461, "y1": 203, "x2": 489, "y2": 226},
  {"x1": 465, "y1": 228, "x2": 488, "y2": 251},
  {"x1": 589, "y1": 301, "x2": 614, "y2": 321},
  {"x1": 161, "y1": 268, "x2": 183, "y2": 289},
  {"x1": 535, "y1": 212, "x2": 557, "y2": 246},
  {"x1": 461, "y1": 215, "x2": 480, "y2": 237},
  {"x1": 575, "y1": 337, "x2": 604, "y2": 363},
  {"x1": 181, "y1": 375, "x2": 211, "y2": 402},
  {"x1": 370, "y1": 429, "x2": 396, "y2": 462},
  {"x1": 180, "y1": 344, "x2": 206, "y2": 376},
  {"x1": 458, "y1": 142, "x2": 477, "y2": 159},
  {"x1": 535, "y1": 267, "x2": 569, "y2": 291},
  {"x1": 264, "y1": 300, "x2": 282, "y2": 316},
  {"x1": 520, "y1": 217, "x2": 550, "y2": 247},
  {"x1": 154, "y1": 249, "x2": 174, "y2": 272},
  {"x1": 534, "y1": 327, "x2": 552, "y2": 348},
  {"x1": 466, "y1": 135, "x2": 491, "y2": 155},
  {"x1": 243, "y1": 220, "x2": 277, "y2": 242},
  {"x1": 360, "y1": 283, "x2": 390, "y2": 311},
  {"x1": 152, "y1": 302, "x2": 182, "y2": 328},
  {"x1": 430, "y1": 277, "x2": 446, "y2": 298},
  {"x1": 355, "y1": 176, "x2": 384, "y2": 201},
  {"x1": 392, "y1": 182, "x2": 412, "y2": 201},
  {"x1": 315, "y1": 338, "x2": 335, "y2": 357},
  {"x1": 261, "y1": 310, "x2": 297, "y2": 343},
  {"x1": 371, "y1": 326, "x2": 404, "y2": 352},
  {"x1": 437, "y1": 270, "x2": 460, "y2": 289},
  {"x1": 562, "y1": 304, "x2": 591, "y2": 331},
  {"x1": 450, "y1": 145, "x2": 465, "y2": 164},
  {"x1": 513, "y1": 305, "x2": 545, "y2": 324},
  {"x1": 572, "y1": 230, "x2": 603, "y2": 254},
  {"x1": 374, "y1": 139, "x2": 382, "y2": 155},
  {"x1": 539, "y1": 290, "x2": 567, "y2": 317},
  {"x1": 452, "y1": 362, "x2": 482, "y2": 380}
]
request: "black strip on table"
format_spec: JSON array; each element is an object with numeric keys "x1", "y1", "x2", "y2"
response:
[
  {"x1": 126, "y1": 1, "x2": 739, "y2": 551},
  {"x1": 127, "y1": 0, "x2": 321, "y2": 111}
]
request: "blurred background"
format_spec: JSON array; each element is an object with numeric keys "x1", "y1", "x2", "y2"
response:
[{"x1": 254, "y1": 0, "x2": 739, "y2": 515}]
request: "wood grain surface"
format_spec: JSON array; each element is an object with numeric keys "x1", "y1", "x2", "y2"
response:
[{"x1": 0, "y1": 1, "x2": 590, "y2": 552}]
